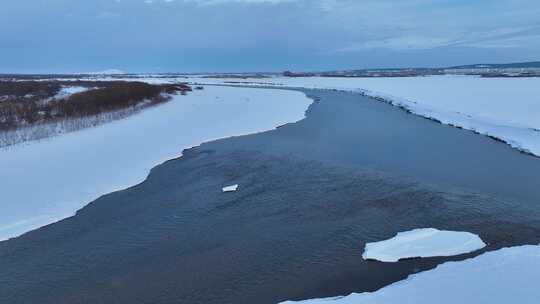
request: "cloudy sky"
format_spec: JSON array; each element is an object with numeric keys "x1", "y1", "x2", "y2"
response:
[{"x1": 2, "y1": 0, "x2": 540, "y2": 73}]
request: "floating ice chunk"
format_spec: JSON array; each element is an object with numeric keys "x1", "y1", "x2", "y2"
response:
[
  {"x1": 362, "y1": 228, "x2": 486, "y2": 262},
  {"x1": 222, "y1": 184, "x2": 239, "y2": 193}
]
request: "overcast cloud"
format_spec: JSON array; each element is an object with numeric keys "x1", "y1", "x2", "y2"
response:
[{"x1": 1, "y1": 0, "x2": 539, "y2": 73}]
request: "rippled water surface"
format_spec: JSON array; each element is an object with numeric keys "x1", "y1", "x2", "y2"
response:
[{"x1": 1, "y1": 89, "x2": 540, "y2": 304}]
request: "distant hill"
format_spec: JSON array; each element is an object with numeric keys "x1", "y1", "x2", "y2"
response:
[
  {"x1": 87, "y1": 69, "x2": 127, "y2": 75},
  {"x1": 448, "y1": 61, "x2": 540, "y2": 69}
]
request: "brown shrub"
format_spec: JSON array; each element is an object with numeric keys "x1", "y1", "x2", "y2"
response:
[{"x1": 0, "y1": 81, "x2": 191, "y2": 131}]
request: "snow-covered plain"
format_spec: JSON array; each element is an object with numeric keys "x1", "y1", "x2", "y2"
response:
[
  {"x1": 281, "y1": 244, "x2": 540, "y2": 304},
  {"x1": 188, "y1": 75, "x2": 540, "y2": 157},
  {"x1": 0, "y1": 86, "x2": 311, "y2": 241},
  {"x1": 362, "y1": 228, "x2": 486, "y2": 262}
]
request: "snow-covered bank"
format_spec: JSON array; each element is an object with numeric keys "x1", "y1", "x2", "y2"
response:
[
  {"x1": 281, "y1": 244, "x2": 540, "y2": 304},
  {"x1": 0, "y1": 102, "x2": 153, "y2": 147},
  {"x1": 362, "y1": 228, "x2": 486, "y2": 262},
  {"x1": 0, "y1": 86, "x2": 311, "y2": 241},
  {"x1": 189, "y1": 75, "x2": 540, "y2": 157}
]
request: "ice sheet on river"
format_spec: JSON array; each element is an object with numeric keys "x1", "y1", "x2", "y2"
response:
[{"x1": 362, "y1": 228, "x2": 486, "y2": 262}]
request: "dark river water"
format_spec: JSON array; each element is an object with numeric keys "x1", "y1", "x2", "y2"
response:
[{"x1": 1, "y1": 88, "x2": 540, "y2": 304}]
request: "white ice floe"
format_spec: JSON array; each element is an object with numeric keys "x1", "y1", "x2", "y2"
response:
[
  {"x1": 222, "y1": 184, "x2": 239, "y2": 192},
  {"x1": 188, "y1": 75, "x2": 540, "y2": 157},
  {"x1": 362, "y1": 228, "x2": 486, "y2": 262},
  {"x1": 281, "y1": 244, "x2": 540, "y2": 304},
  {"x1": 0, "y1": 86, "x2": 311, "y2": 241}
]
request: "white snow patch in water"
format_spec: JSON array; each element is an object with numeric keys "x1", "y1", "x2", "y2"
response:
[
  {"x1": 222, "y1": 184, "x2": 239, "y2": 192},
  {"x1": 281, "y1": 244, "x2": 540, "y2": 304},
  {"x1": 0, "y1": 86, "x2": 311, "y2": 241},
  {"x1": 362, "y1": 228, "x2": 486, "y2": 262}
]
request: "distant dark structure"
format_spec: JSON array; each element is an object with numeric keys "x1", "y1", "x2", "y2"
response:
[
  {"x1": 282, "y1": 61, "x2": 540, "y2": 78},
  {"x1": 283, "y1": 71, "x2": 316, "y2": 77}
]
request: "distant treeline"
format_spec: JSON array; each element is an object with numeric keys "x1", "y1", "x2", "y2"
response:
[
  {"x1": 0, "y1": 81, "x2": 191, "y2": 131},
  {"x1": 0, "y1": 81, "x2": 61, "y2": 99}
]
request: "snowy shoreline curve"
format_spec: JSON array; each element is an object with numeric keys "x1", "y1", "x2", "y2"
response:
[
  {"x1": 186, "y1": 75, "x2": 540, "y2": 158},
  {"x1": 281, "y1": 244, "x2": 540, "y2": 304},
  {"x1": 0, "y1": 86, "x2": 312, "y2": 242},
  {"x1": 42, "y1": 75, "x2": 540, "y2": 157}
]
